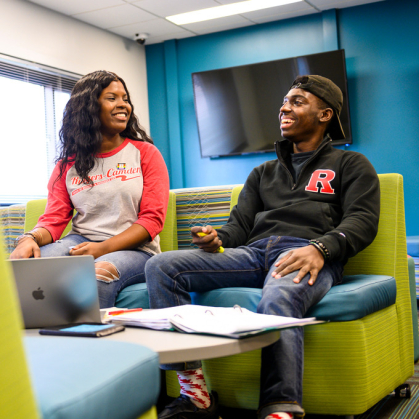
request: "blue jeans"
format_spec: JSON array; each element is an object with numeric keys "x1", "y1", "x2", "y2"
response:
[
  {"x1": 145, "y1": 236, "x2": 343, "y2": 416},
  {"x1": 41, "y1": 234, "x2": 152, "y2": 308}
]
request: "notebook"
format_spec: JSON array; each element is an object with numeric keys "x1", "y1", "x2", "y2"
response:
[
  {"x1": 9, "y1": 255, "x2": 102, "y2": 328},
  {"x1": 110, "y1": 304, "x2": 324, "y2": 338}
]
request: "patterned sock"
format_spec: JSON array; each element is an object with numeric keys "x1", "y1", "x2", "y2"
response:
[
  {"x1": 177, "y1": 368, "x2": 211, "y2": 409},
  {"x1": 266, "y1": 413, "x2": 293, "y2": 419}
]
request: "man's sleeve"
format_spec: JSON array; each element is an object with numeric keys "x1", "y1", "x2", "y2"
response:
[
  {"x1": 35, "y1": 162, "x2": 74, "y2": 242},
  {"x1": 217, "y1": 168, "x2": 263, "y2": 248},
  {"x1": 315, "y1": 153, "x2": 380, "y2": 262},
  {"x1": 134, "y1": 144, "x2": 170, "y2": 240}
]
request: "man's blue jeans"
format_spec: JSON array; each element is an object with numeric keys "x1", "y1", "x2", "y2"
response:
[
  {"x1": 41, "y1": 234, "x2": 152, "y2": 308},
  {"x1": 145, "y1": 236, "x2": 343, "y2": 416}
]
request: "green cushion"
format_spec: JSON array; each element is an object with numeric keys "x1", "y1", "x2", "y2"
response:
[
  {"x1": 191, "y1": 274, "x2": 396, "y2": 322},
  {"x1": 25, "y1": 336, "x2": 160, "y2": 419}
]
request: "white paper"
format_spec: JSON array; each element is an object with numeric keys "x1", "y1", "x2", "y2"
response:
[{"x1": 110, "y1": 305, "x2": 320, "y2": 336}]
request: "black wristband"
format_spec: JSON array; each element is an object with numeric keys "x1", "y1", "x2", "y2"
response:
[{"x1": 309, "y1": 240, "x2": 330, "y2": 260}]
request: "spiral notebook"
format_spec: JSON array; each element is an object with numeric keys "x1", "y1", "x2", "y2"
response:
[{"x1": 110, "y1": 304, "x2": 323, "y2": 338}]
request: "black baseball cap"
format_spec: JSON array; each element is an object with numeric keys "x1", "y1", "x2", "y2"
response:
[{"x1": 290, "y1": 75, "x2": 345, "y2": 140}]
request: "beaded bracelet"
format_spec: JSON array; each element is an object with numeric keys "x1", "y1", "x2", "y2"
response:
[
  {"x1": 15, "y1": 229, "x2": 44, "y2": 248},
  {"x1": 309, "y1": 239, "x2": 330, "y2": 260}
]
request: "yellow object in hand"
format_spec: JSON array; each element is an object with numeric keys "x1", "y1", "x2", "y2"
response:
[{"x1": 197, "y1": 232, "x2": 224, "y2": 253}]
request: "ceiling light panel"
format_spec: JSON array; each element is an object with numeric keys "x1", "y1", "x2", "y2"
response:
[{"x1": 166, "y1": 0, "x2": 304, "y2": 25}]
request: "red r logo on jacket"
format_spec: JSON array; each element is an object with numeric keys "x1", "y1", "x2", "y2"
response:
[{"x1": 305, "y1": 170, "x2": 336, "y2": 194}]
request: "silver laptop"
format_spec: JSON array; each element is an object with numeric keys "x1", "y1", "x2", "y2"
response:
[{"x1": 9, "y1": 255, "x2": 102, "y2": 328}]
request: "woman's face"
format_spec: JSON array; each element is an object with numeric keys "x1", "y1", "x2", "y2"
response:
[{"x1": 97, "y1": 80, "x2": 132, "y2": 138}]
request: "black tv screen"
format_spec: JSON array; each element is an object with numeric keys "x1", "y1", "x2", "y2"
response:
[{"x1": 192, "y1": 49, "x2": 351, "y2": 158}]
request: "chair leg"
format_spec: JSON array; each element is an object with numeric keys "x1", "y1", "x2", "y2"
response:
[{"x1": 392, "y1": 383, "x2": 411, "y2": 398}]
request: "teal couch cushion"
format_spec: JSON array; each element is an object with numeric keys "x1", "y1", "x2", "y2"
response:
[
  {"x1": 191, "y1": 287, "x2": 261, "y2": 312},
  {"x1": 116, "y1": 275, "x2": 396, "y2": 322},
  {"x1": 24, "y1": 336, "x2": 159, "y2": 419},
  {"x1": 306, "y1": 275, "x2": 396, "y2": 321},
  {"x1": 192, "y1": 275, "x2": 396, "y2": 322},
  {"x1": 116, "y1": 283, "x2": 150, "y2": 309}
]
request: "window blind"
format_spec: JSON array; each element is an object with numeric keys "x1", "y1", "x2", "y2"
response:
[{"x1": 0, "y1": 55, "x2": 81, "y2": 204}]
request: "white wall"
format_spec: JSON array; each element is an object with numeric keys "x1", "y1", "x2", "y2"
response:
[{"x1": 0, "y1": 0, "x2": 150, "y2": 131}]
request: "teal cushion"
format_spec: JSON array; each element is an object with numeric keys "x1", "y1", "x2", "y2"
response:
[
  {"x1": 192, "y1": 275, "x2": 396, "y2": 322},
  {"x1": 306, "y1": 274, "x2": 396, "y2": 321},
  {"x1": 24, "y1": 336, "x2": 159, "y2": 419},
  {"x1": 116, "y1": 283, "x2": 150, "y2": 309},
  {"x1": 117, "y1": 275, "x2": 396, "y2": 322},
  {"x1": 191, "y1": 287, "x2": 261, "y2": 312}
]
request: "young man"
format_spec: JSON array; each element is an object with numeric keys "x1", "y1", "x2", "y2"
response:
[{"x1": 146, "y1": 75, "x2": 380, "y2": 419}]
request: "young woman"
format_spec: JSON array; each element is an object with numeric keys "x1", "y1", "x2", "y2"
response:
[{"x1": 11, "y1": 70, "x2": 170, "y2": 308}]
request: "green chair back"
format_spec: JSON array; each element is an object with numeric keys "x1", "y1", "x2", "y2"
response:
[
  {"x1": 0, "y1": 231, "x2": 40, "y2": 418},
  {"x1": 344, "y1": 173, "x2": 412, "y2": 376},
  {"x1": 24, "y1": 199, "x2": 73, "y2": 239},
  {"x1": 160, "y1": 191, "x2": 178, "y2": 252}
]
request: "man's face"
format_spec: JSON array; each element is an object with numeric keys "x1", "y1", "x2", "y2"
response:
[{"x1": 279, "y1": 88, "x2": 326, "y2": 143}]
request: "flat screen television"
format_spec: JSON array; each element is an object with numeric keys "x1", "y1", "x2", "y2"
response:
[{"x1": 192, "y1": 49, "x2": 351, "y2": 158}]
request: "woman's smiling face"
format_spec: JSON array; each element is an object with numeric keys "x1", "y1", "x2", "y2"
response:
[{"x1": 98, "y1": 80, "x2": 132, "y2": 138}]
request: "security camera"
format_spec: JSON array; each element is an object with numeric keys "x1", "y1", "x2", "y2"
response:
[{"x1": 134, "y1": 33, "x2": 149, "y2": 45}]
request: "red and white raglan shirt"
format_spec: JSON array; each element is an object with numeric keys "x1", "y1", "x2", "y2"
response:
[{"x1": 35, "y1": 139, "x2": 170, "y2": 255}]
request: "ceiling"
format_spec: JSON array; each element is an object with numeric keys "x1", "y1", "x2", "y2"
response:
[{"x1": 27, "y1": 0, "x2": 384, "y2": 45}]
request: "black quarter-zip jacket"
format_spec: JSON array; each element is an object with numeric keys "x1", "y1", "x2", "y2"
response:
[{"x1": 217, "y1": 137, "x2": 380, "y2": 264}]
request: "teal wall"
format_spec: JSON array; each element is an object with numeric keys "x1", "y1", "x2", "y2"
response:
[{"x1": 146, "y1": 0, "x2": 419, "y2": 236}]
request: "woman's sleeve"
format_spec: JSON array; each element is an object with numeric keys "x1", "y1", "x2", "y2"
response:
[
  {"x1": 134, "y1": 144, "x2": 170, "y2": 239},
  {"x1": 35, "y1": 162, "x2": 74, "y2": 242}
]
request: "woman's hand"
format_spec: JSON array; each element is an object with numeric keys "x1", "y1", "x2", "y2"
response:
[
  {"x1": 10, "y1": 237, "x2": 41, "y2": 259},
  {"x1": 69, "y1": 242, "x2": 108, "y2": 259}
]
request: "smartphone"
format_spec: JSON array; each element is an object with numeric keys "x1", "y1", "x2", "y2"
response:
[{"x1": 39, "y1": 322, "x2": 125, "y2": 337}]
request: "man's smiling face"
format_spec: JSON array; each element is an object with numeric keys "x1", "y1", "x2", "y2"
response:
[{"x1": 279, "y1": 88, "x2": 330, "y2": 146}]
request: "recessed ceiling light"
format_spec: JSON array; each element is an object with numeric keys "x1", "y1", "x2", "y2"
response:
[{"x1": 166, "y1": 0, "x2": 303, "y2": 25}]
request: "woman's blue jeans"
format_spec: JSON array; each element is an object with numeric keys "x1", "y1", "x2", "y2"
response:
[
  {"x1": 41, "y1": 234, "x2": 152, "y2": 308},
  {"x1": 145, "y1": 236, "x2": 343, "y2": 416}
]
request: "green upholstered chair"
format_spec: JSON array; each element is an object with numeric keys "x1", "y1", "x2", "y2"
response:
[
  {"x1": 21, "y1": 191, "x2": 178, "y2": 308},
  {"x1": 0, "y1": 230, "x2": 39, "y2": 418},
  {"x1": 0, "y1": 230, "x2": 160, "y2": 419},
  {"x1": 24, "y1": 199, "x2": 73, "y2": 238},
  {"x1": 166, "y1": 173, "x2": 414, "y2": 417}
]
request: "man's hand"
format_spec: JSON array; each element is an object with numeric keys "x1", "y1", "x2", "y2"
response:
[
  {"x1": 191, "y1": 225, "x2": 223, "y2": 253},
  {"x1": 10, "y1": 237, "x2": 41, "y2": 259},
  {"x1": 69, "y1": 242, "x2": 107, "y2": 259},
  {"x1": 271, "y1": 245, "x2": 325, "y2": 286}
]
